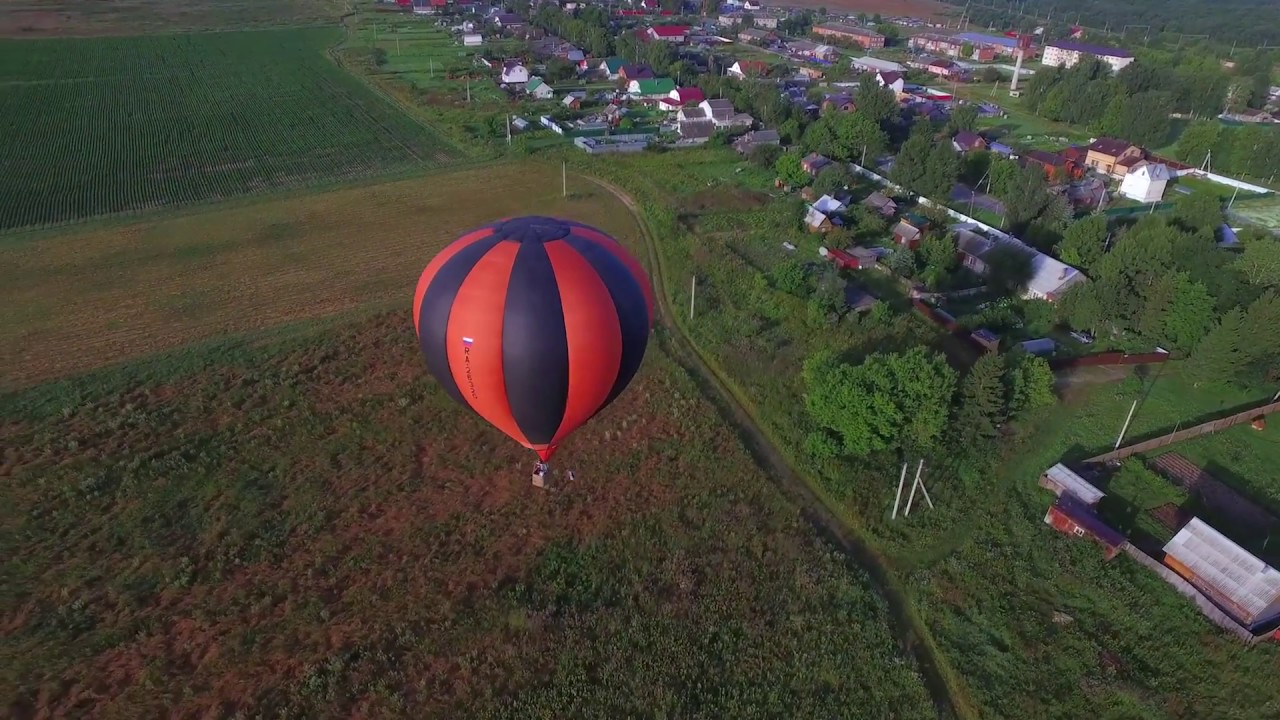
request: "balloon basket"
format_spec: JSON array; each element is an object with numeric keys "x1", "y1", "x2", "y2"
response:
[{"x1": 531, "y1": 470, "x2": 547, "y2": 489}]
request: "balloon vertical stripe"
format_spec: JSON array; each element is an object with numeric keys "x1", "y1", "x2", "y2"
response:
[{"x1": 413, "y1": 217, "x2": 653, "y2": 462}]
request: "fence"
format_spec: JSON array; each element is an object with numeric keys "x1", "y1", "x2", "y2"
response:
[
  {"x1": 1049, "y1": 351, "x2": 1171, "y2": 370},
  {"x1": 1102, "y1": 202, "x2": 1176, "y2": 218},
  {"x1": 1086, "y1": 400, "x2": 1280, "y2": 465}
]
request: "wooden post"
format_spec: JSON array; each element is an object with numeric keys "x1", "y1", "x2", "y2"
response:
[
  {"x1": 1114, "y1": 399, "x2": 1139, "y2": 450},
  {"x1": 904, "y1": 459, "x2": 924, "y2": 517},
  {"x1": 891, "y1": 461, "x2": 908, "y2": 519},
  {"x1": 689, "y1": 276, "x2": 696, "y2": 320}
]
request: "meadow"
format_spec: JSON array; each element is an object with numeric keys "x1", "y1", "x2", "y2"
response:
[
  {"x1": 0, "y1": 163, "x2": 636, "y2": 390},
  {"x1": 0, "y1": 27, "x2": 462, "y2": 232},
  {"x1": 0, "y1": 0, "x2": 341, "y2": 37},
  {"x1": 0, "y1": 318, "x2": 936, "y2": 719}
]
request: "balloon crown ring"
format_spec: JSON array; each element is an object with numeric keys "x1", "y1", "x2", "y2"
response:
[{"x1": 496, "y1": 216, "x2": 574, "y2": 244}]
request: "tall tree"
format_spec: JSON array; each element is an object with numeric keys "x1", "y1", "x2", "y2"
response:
[
  {"x1": 774, "y1": 152, "x2": 809, "y2": 187},
  {"x1": 1234, "y1": 230, "x2": 1280, "y2": 288},
  {"x1": 1171, "y1": 191, "x2": 1223, "y2": 237},
  {"x1": 891, "y1": 122, "x2": 933, "y2": 192},
  {"x1": 1242, "y1": 291, "x2": 1280, "y2": 376},
  {"x1": 918, "y1": 143, "x2": 961, "y2": 201},
  {"x1": 1057, "y1": 214, "x2": 1109, "y2": 272},
  {"x1": 854, "y1": 78, "x2": 899, "y2": 127},
  {"x1": 946, "y1": 104, "x2": 979, "y2": 134},
  {"x1": 1162, "y1": 273, "x2": 1217, "y2": 352},
  {"x1": 1175, "y1": 120, "x2": 1220, "y2": 168},
  {"x1": 984, "y1": 244, "x2": 1035, "y2": 295},
  {"x1": 1006, "y1": 352, "x2": 1056, "y2": 415},
  {"x1": 995, "y1": 162, "x2": 1051, "y2": 229},
  {"x1": 1184, "y1": 308, "x2": 1248, "y2": 385},
  {"x1": 803, "y1": 348, "x2": 957, "y2": 457},
  {"x1": 952, "y1": 353, "x2": 1007, "y2": 446}
]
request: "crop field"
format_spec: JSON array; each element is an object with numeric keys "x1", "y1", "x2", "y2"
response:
[
  {"x1": 0, "y1": 163, "x2": 638, "y2": 390},
  {"x1": 0, "y1": 27, "x2": 463, "y2": 233},
  {"x1": 0, "y1": 312, "x2": 937, "y2": 718},
  {"x1": 914, "y1": 368, "x2": 1280, "y2": 719},
  {"x1": 0, "y1": 0, "x2": 340, "y2": 37}
]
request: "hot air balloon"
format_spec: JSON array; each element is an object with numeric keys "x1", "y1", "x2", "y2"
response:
[{"x1": 412, "y1": 216, "x2": 654, "y2": 477}]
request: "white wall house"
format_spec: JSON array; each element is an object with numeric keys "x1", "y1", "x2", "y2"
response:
[
  {"x1": 1119, "y1": 162, "x2": 1171, "y2": 203},
  {"x1": 500, "y1": 62, "x2": 530, "y2": 85},
  {"x1": 463, "y1": 34, "x2": 483, "y2": 47},
  {"x1": 1042, "y1": 41, "x2": 1135, "y2": 72}
]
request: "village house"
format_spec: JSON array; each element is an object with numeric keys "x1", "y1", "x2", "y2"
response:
[
  {"x1": 801, "y1": 152, "x2": 833, "y2": 176},
  {"x1": 738, "y1": 28, "x2": 775, "y2": 44},
  {"x1": 1020, "y1": 149, "x2": 1082, "y2": 182},
  {"x1": 500, "y1": 60, "x2": 530, "y2": 85},
  {"x1": 953, "y1": 31, "x2": 1033, "y2": 58},
  {"x1": 733, "y1": 129, "x2": 781, "y2": 154},
  {"x1": 697, "y1": 98, "x2": 753, "y2": 127},
  {"x1": 875, "y1": 71, "x2": 905, "y2": 94},
  {"x1": 920, "y1": 58, "x2": 967, "y2": 80},
  {"x1": 812, "y1": 22, "x2": 885, "y2": 49},
  {"x1": 804, "y1": 204, "x2": 840, "y2": 233},
  {"x1": 1043, "y1": 40, "x2": 1135, "y2": 72},
  {"x1": 525, "y1": 76, "x2": 554, "y2": 100},
  {"x1": 1039, "y1": 463, "x2": 1106, "y2": 506},
  {"x1": 954, "y1": 225, "x2": 1087, "y2": 301},
  {"x1": 1044, "y1": 494, "x2": 1127, "y2": 560},
  {"x1": 892, "y1": 215, "x2": 928, "y2": 249},
  {"x1": 618, "y1": 64, "x2": 655, "y2": 82},
  {"x1": 462, "y1": 33, "x2": 484, "y2": 47},
  {"x1": 492, "y1": 13, "x2": 525, "y2": 31},
  {"x1": 821, "y1": 93, "x2": 855, "y2": 113},
  {"x1": 658, "y1": 86, "x2": 706, "y2": 112},
  {"x1": 1084, "y1": 137, "x2": 1144, "y2": 178},
  {"x1": 851, "y1": 56, "x2": 904, "y2": 73},
  {"x1": 628, "y1": 77, "x2": 677, "y2": 101},
  {"x1": 908, "y1": 33, "x2": 965, "y2": 57},
  {"x1": 727, "y1": 59, "x2": 769, "y2": 79},
  {"x1": 862, "y1": 191, "x2": 897, "y2": 218},
  {"x1": 598, "y1": 57, "x2": 627, "y2": 80},
  {"x1": 646, "y1": 25, "x2": 691, "y2": 43},
  {"x1": 561, "y1": 92, "x2": 585, "y2": 110},
  {"x1": 1163, "y1": 518, "x2": 1280, "y2": 632},
  {"x1": 787, "y1": 39, "x2": 839, "y2": 62},
  {"x1": 1118, "y1": 162, "x2": 1172, "y2": 203},
  {"x1": 678, "y1": 118, "x2": 717, "y2": 144},
  {"x1": 951, "y1": 130, "x2": 987, "y2": 153}
]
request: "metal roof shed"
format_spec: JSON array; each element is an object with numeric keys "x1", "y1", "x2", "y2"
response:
[
  {"x1": 1039, "y1": 463, "x2": 1105, "y2": 506},
  {"x1": 1163, "y1": 518, "x2": 1280, "y2": 629}
]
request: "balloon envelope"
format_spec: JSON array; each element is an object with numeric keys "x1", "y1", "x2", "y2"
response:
[{"x1": 413, "y1": 216, "x2": 654, "y2": 461}]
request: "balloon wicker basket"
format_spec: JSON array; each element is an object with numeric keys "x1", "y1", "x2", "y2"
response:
[{"x1": 531, "y1": 469, "x2": 547, "y2": 489}]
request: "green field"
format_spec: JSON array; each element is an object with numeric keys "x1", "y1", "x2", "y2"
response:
[
  {"x1": 0, "y1": 27, "x2": 462, "y2": 232},
  {"x1": 1232, "y1": 194, "x2": 1280, "y2": 233},
  {"x1": 358, "y1": 25, "x2": 510, "y2": 106}
]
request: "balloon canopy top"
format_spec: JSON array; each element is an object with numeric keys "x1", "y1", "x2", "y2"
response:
[{"x1": 493, "y1": 216, "x2": 577, "y2": 244}]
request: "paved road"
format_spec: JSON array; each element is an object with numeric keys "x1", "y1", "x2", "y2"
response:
[{"x1": 951, "y1": 184, "x2": 1006, "y2": 216}]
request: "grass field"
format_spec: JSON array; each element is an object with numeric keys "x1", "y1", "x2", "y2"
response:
[
  {"x1": 0, "y1": 0, "x2": 340, "y2": 37},
  {"x1": 0, "y1": 312, "x2": 936, "y2": 719},
  {"x1": 0, "y1": 163, "x2": 640, "y2": 390},
  {"x1": 911, "y1": 366, "x2": 1280, "y2": 719},
  {"x1": 0, "y1": 27, "x2": 463, "y2": 232},
  {"x1": 357, "y1": 25, "x2": 510, "y2": 107},
  {"x1": 1231, "y1": 194, "x2": 1280, "y2": 233}
]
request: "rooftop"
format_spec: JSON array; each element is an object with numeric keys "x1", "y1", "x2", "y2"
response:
[
  {"x1": 1048, "y1": 40, "x2": 1134, "y2": 58},
  {"x1": 1165, "y1": 518, "x2": 1280, "y2": 623},
  {"x1": 1043, "y1": 463, "x2": 1105, "y2": 505},
  {"x1": 814, "y1": 22, "x2": 884, "y2": 38}
]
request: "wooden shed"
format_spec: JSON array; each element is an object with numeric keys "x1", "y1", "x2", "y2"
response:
[{"x1": 1044, "y1": 495, "x2": 1127, "y2": 560}]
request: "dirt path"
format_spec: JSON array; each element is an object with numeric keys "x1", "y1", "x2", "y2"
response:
[{"x1": 585, "y1": 175, "x2": 976, "y2": 720}]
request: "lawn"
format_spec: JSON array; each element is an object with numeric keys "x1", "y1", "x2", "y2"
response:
[
  {"x1": 0, "y1": 0, "x2": 338, "y2": 37},
  {"x1": 0, "y1": 27, "x2": 462, "y2": 232},
  {"x1": 951, "y1": 82, "x2": 1091, "y2": 149},
  {"x1": 0, "y1": 312, "x2": 936, "y2": 719},
  {"x1": 358, "y1": 25, "x2": 509, "y2": 106},
  {"x1": 0, "y1": 162, "x2": 638, "y2": 390},
  {"x1": 1230, "y1": 194, "x2": 1280, "y2": 233},
  {"x1": 908, "y1": 365, "x2": 1280, "y2": 719}
]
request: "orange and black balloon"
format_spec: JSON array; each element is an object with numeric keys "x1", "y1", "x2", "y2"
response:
[{"x1": 413, "y1": 216, "x2": 654, "y2": 462}]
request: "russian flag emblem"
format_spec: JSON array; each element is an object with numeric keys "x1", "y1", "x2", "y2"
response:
[{"x1": 462, "y1": 336, "x2": 475, "y2": 348}]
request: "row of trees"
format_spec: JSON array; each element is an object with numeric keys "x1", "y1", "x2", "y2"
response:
[
  {"x1": 802, "y1": 346, "x2": 1055, "y2": 461},
  {"x1": 1173, "y1": 120, "x2": 1280, "y2": 181}
]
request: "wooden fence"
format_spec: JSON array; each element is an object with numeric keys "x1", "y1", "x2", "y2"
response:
[
  {"x1": 1049, "y1": 351, "x2": 1171, "y2": 370},
  {"x1": 1086, "y1": 400, "x2": 1280, "y2": 465}
]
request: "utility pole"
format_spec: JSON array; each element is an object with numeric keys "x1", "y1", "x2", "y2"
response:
[
  {"x1": 506, "y1": 113, "x2": 511, "y2": 145},
  {"x1": 904, "y1": 459, "x2": 925, "y2": 517},
  {"x1": 891, "y1": 461, "x2": 908, "y2": 519},
  {"x1": 1228, "y1": 185, "x2": 1240, "y2": 210},
  {"x1": 689, "y1": 276, "x2": 697, "y2": 320},
  {"x1": 1114, "y1": 399, "x2": 1139, "y2": 451},
  {"x1": 467, "y1": 78, "x2": 471, "y2": 103},
  {"x1": 562, "y1": 161, "x2": 567, "y2": 197},
  {"x1": 396, "y1": 28, "x2": 401, "y2": 56}
]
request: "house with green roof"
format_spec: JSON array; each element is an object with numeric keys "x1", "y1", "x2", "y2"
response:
[
  {"x1": 598, "y1": 57, "x2": 626, "y2": 79},
  {"x1": 526, "y1": 76, "x2": 554, "y2": 100},
  {"x1": 627, "y1": 77, "x2": 676, "y2": 100}
]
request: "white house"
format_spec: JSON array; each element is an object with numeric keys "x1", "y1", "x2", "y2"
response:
[
  {"x1": 500, "y1": 61, "x2": 529, "y2": 85},
  {"x1": 697, "y1": 98, "x2": 753, "y2": 128},
  {"x1": 526, "y1": 76, "x2": 554, "y2": 100},
  {"x1": 1042, "y1": 40, "x2": 1135, "y2": 73},
  {"x1": 1118, "y1": 162, "x2": 1171, "y2": 203},
  {"x1": 954, "y1": 225, "x2": 1087, "y2": 302},
  {"x1": 851, "y1": 56, "x2": 904, "y2": 73},
  {"x1": 462, "y1": 33, "x2": 483, "y2": 47},
  {"x1": 875, "y1": 71, "x2": 905, "y2": 94},
  {"x1": 726, "y1": 60, "x2": 768, "y2": 80}
]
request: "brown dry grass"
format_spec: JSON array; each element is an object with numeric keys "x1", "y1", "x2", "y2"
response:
[
  {"x1": 0, "y1": 0, "x2": 339, "y2": 37},
  {"x1": 0, "y1": 163, "x2": 641, "y2": 390}
]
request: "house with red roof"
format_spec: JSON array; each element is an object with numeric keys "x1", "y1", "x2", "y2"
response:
[
  {"x1": 659, "y1": 87, "x2": 706, "y2": 112},
  {"x1": 647, "y1": 25, "x2": 691, "y2": 43}
]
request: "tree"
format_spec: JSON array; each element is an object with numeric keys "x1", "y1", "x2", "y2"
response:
[
  {"x1": 1175, "y1": 120, "x2": 1220, "y2": 168},
  {"x1": 803, "y1": 112, "x2": 887, "y2": 163},
  {"x1": 979, "y1": 66, "x2": 1001, "y2": 84},
  {"x1": 1242, "y1": 291, "x2": 1280, "y2": 375},
  {"x1": 813, "y1": 164, "x2": 855, "y2": 197},
  {"x1": 994, "y1": 162, "x2": 1051, "y2": 230},
  {"x1": 749, "y1": 143, "x2": 783, "y2": 169},
  {"x1": 1162, "y1": 274, "x2": 1216, "y2": 352},
  {"x1": 1171, "y1": 191, "x2": 1222, "y2": 237},
  {"x1": 891, "y1": 122, "x2": 933, "y2": 194},
  {"x1": 802, "y1": 347, "x2": 957, "y2": 457},
  {"x1": 886, "y1": 247, "x2": 917, "y2": 278},
  {"x1": 984, "y1": 244, "x2": 1035, "y2": 295},
  {"x1": 771, "y1": 259, "x2": 809, "y2": 296},
  {"x1": 946, "y1": 104, "x2": 979, "y2": 134},
  {"x1": 1234, "y1": 231, "x2": 1280, "y2": 288},
  {"x1": 1057, "y1": 214, "x2": 1109, "y2": 272},
  {"x1": 775, "y1": 152, "x2": 809, "y2": 187},
  {"x1": 1184, "y1": 308, "x2": 1248, "y2": 385},
  {"x1": 854, "y1": 79, "x2": 899, "y2": 126},
  {"x1": 920, "y1": 232, "x2": 957, "y2": 274},
  {"x1": 1006, "y1": 352, "x2": 1055, "y2": 414},
  {"x1": 952, "y1": 352, "x2": 1007, "y2": 446},
  {"x1": 918, "y1": 143, "x2": 961, "y2": 201}
]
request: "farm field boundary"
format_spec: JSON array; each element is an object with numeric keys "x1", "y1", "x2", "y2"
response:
[
  {"x1": 0, "y1": 163, "x2": 639, "y2": 390},
  {"x1": 0, "y1": 26, "x2": 464, "y2": 233},
  {"x1": 585, "y1": 173, "x2": 978, "y2": 720},
  {"x1": 0, "y1": 0, "x2": 342, "y2": 37}
]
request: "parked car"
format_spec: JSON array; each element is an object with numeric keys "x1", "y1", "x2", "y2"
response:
[{"x1": 1070, "y1": 331, "x2": 1095, "y2": 345}]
